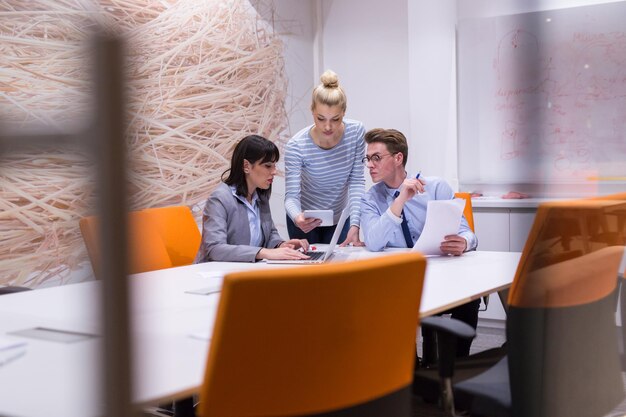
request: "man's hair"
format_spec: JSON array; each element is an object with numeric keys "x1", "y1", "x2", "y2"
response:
[{"x1": 364, "y1": 128, "x2": 408, "y2": 167}]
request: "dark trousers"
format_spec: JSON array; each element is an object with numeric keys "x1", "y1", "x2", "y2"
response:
[
  {"x1": 286, "y1": 215, "x2": 350, "y2": 244},
  {"x1": 420, "y1": 298, "x2": 481, "y2": 367}
]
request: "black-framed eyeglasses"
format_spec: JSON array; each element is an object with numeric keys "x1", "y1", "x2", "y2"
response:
[{"x1": 361, "y1": 152, "x2": 396, "y2": 165}]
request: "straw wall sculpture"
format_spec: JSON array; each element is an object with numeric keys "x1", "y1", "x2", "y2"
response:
[{"x1": 0, "y1": 0, "x2": 288, "y2": 286}]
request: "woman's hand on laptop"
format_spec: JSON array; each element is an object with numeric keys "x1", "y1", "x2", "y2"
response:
[
  {"x1": 257, "y1": 246, "x2": 310, "y2": 261},
  {"x1": 280, "y1": 239, "x2": 310, "y2": 252}
]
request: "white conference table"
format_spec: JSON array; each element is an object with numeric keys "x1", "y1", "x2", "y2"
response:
[{"x1": 0, "y1": 249, "x2": 520, "y2": 417}]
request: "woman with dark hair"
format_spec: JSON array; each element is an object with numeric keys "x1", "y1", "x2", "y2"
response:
[{"x1": 194, "y1": 135, "x2": 310, "y2": 263}]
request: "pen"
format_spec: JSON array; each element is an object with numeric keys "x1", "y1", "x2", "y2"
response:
[{"x1": 415, "y1": 171, "x2": 421, "y2": 193}]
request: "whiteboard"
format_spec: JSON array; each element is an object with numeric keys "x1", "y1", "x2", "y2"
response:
[{"x1": 457, "y1": 2, "x2": 626, "y2": 188}]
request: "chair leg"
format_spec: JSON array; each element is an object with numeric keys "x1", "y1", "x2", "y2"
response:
[
  {"x1": 421, "y1": 326, "x2": 438, "y2": 367},
  {"x1": 441, "y1": 377, "x2": 457, "y2": 417},
  {"x1": 497, "y1": 289, "x2": 510, "y2": 314}
]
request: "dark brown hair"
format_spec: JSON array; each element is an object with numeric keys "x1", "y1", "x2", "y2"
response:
[
  {"x1": 364, "y1": 128, "x2": 408, "y2": 167},
  {"x1": 222, "y1": 135, "x2": 279, "y2": 197}
]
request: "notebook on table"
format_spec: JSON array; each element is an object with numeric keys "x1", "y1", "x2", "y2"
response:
[{"x1": 265, "y1": 207, "x2": 349, "y2": 264}]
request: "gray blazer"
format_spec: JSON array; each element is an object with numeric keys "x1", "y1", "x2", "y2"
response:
[{"x1": 194, "y1": 182, "x2": 284, "y2": 263}]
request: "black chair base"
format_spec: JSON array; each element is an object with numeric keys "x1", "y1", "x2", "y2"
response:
[{"x1": 413, "y1": 346, "x2": 507, "y2": 406}]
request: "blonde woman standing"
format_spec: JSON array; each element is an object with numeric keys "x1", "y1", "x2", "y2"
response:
[{"x1": 284, "y1": 70, "x2": 366, "y2": 246}]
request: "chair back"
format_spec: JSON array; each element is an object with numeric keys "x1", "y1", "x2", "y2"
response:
[
  {"x1": 79, "y1": 212, "x2": 172, "y2": 277},
  {"x1": 506, "y1": 197, "x2": 626, "y2": 417},
  {"x1": 141, "y1": 206, "x2": 201, "y2": 266},
  {"x1": 198, "y1": 253, "x2": 427, "y2": 417},
  {"x1": 454, "y1": 192, "x2": 475, "y2": 232}
]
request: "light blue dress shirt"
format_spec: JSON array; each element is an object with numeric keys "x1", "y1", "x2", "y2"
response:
[
  {"x1": 360, "y1": 175, "x2": 478, "y2": 252},
  {"x1": 230, "y1": 186, "x2": 263, "y2": 247}
]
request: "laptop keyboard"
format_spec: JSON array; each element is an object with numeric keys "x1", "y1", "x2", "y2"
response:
[{"x1": 305, "y1": 251, "x2": 326, "y2": 260}]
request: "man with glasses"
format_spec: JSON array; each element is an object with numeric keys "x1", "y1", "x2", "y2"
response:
[{"x1": 360, "y1": 128, "x2": 479, "y2": 361}]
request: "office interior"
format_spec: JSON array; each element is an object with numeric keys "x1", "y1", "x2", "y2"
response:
[{"x1": 1, "y1": 0, "x2": 626, "y2": 416}]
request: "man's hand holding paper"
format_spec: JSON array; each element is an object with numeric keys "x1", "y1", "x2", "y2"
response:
[{"x1": 411, "y1": 198, "x2": 466, "y2": 256}]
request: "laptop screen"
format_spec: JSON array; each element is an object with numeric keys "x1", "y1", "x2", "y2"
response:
[{"x1": 322, "y1": 207, "x2": 349, "y2": 261}]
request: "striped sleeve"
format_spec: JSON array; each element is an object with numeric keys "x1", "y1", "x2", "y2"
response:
[
  {"x1": 284, "y1": 134, "x2": 305, "y2": 221},
  {"x1": 347, "y1": 122, "x2": 365, "y2": 226}
]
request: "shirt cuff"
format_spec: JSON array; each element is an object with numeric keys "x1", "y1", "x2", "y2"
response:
[
  {"x1": 462, "y1": 235, "x2": 470, "y2": 252},
  {"x1": 385, "y1": 207, "x2": 403, "y2": 225}
]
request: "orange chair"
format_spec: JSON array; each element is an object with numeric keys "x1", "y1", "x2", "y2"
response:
[
  {"x1": 432, "y1": 197, "x2": 626, "y2": 417},
  {"x1": 198, "y1": 253, "x2": 427, "y2": 417},
  {"x1": 141, "y1": 205, "x2": 201, "y2": 267},
  {"x1": 454, "y1": 192, "x2": 475, "y2": 232},
  {"x1": 80, "y1": 211, "x2": 173, "y2": 277},
  {"x1": 455, "y1": 192, "x2": 488, "y2": 307}
]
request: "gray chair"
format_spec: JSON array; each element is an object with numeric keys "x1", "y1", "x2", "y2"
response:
[{"x1": 420, "y1": 197, "x2": 626, "y2": 417}]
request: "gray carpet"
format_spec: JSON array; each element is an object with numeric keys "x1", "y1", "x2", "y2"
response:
[{"x1": 412, "y1": 324, "x2": 626, "y2": 417}]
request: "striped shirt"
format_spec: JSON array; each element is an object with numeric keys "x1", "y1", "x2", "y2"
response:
[{"x1": 284, "y1": 119, "x2": 366, "y2": 227}]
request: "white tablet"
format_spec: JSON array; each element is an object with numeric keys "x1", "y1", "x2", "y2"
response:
[{"x1": 303, "y1": 210, "x2": 334, "y2": 226}]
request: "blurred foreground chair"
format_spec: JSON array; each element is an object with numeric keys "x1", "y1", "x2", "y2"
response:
[
  {"x1": 422, "y1": 198, "x2": 626, "y2": 417},
  {"x1": 79, "y1": 205, "x2": 200, "y2": 277},
  {"x1": 197, "y1": 253, "x2": 427, "y2": 417},
  {"x1": 588, "y1": 193, "x2": 626, "y2": 371}
]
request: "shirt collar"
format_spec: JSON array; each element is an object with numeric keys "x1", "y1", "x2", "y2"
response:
[
  {"x1": 383, "y1": 171, "x2": 410, "y2": 198},
  {"x1": 229, "y1": 185, "x2": 259, "y2": 206}
]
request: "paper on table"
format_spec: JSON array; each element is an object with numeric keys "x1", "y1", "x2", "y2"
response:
[
  {"x1": 7, "y1": 327, "x2": 96, "y2": 343},
  {"x1": 412, "y1": 198, "x2": 466, "y2": 256},
  {"x1": 197, "y1": 271, "x2": 225, "y2": 280},
  {"x1": 185, "y1": 271, "x2": 224, "y2": 295},
  {"x1": 0, "y1": 338, "x2": 27, "y2": 367},
  {"x1": 189, "y1": 330, "x2": 211, "y2": 341},
  {"x1": 0, "y1": 337, "x2": 27, "y2": 351}
]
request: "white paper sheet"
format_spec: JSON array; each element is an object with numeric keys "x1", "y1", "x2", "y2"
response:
[
  {"x1": 412, "y1": 198, "x2": 466, "y2": 256},
  {"x1": 188, "y1": 329, "x2": 212, "y2": 341},
  {"x1": 184, "y1": 272, "x2": 224, "y2": 295},
  {"x1": 0, "y1": 337, "x2": 27, "y2": 351}
]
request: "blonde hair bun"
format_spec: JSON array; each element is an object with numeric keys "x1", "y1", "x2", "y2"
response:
[
  {"x1": 311, "y1": 69, "x2": 346, "y2": 111},
  {"x1": 320, "y1": 70, "x2": 339, "y2": 89}
]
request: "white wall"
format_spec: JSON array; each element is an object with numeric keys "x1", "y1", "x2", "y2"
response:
[
  {"x1": 320, "y1": 0, "x2": 411, "y2": 136},
  {"x1": 319, "y1": 0, "x2": 412, "y2": 193},
  {"x1": 319, "y1": 0, "x2": 458, "y2": 183},
  {"x1": 407, "y1": 2, "x2": 458, "y2": 183},
  {"x1": 257, "y1": 0, "x2": 317, "y2": 238}
]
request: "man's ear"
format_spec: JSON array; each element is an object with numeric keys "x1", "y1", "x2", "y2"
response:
[{"x1": 396, "y1": 152, "x2": 404, "y2": 166}]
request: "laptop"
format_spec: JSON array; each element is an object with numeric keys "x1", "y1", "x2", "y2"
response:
[{"x1": 266, "y1": 207, "x2": 349, "y2": 264}]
